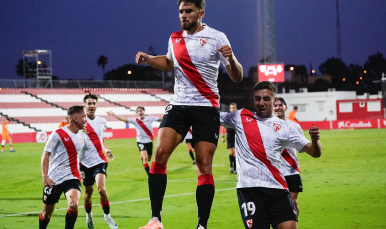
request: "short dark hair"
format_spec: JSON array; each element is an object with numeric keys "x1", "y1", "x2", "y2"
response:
[
  {"x1": 276, "y1": 97, "x2": 287, "y2": 107},
  {"x1": 230, "y1": 103, "x2": 237, "y2": 107},
  {"x1": 294, "y1": 106, "x2": 298, "y2": 110},
  {"x1": 83, "y1": 93, "x2": 99, "y2": 103},
  {"x1": 67, "y1": 105, "x2": 84, "y2": 116},
  {"x1": 136, "y1": 106, "x2": 145, "y2": 112},
  {"x1": 253, "y1": 81, "x2": 277, "y2": 95},
  {"x1": 177, "y1": 0, "x2": 206, "y2": 10}
]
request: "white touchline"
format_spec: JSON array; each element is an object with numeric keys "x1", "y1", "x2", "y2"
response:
[{"x1": 0, "y1": 187, "x2": 236, "y2": 218}]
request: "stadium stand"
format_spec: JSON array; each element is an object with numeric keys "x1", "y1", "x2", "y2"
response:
[{"x1": 0, "y1": 88, "x2": 172, "y2": 133}]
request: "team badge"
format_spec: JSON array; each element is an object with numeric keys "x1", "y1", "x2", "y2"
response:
[
  {"x1": 273, "y1": 123, "x2": 281, "y2": 131},
  {"x1": 44, "y1": 195, "x2": 47, "y2": 201},
  {"x1": 200, "y1": 38, "x2": 209, "y2": 46},
  {"x1": 246, "y1": 219, "x2": 253, "y2": 228}
]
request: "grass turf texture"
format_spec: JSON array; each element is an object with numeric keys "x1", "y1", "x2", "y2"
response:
[{"x1": 0, "y1": 129, "x2": 385, "y2": 229}]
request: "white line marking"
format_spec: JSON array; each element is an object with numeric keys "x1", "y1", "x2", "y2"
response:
[{"x1": 0, "y1": 187, "x2": 236, "y2": 217}]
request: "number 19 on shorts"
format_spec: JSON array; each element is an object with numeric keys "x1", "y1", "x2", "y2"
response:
[{"x1": 241, "y1": 202, "x2": 256, "y2": 217}]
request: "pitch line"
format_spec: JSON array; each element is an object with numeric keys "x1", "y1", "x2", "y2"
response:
[{"x1": 0, "y1": 187, "x2": 236, "y2": 218}]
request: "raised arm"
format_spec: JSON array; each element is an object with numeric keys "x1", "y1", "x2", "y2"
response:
[
  {"x1": 106, "y1": 111, "x2": 128, "y2": 123},
  {"x1": 136, "y1": 52, "x2": 174, "y2": 71},
  {"x1": 218, "y1": 45, "x2": 243, "y2": 83},
  {"x1": 41, "y1": 151, "x2": 55, "y2": 188},
  {"x1": 301, "y1": 126, "x2": 322, "y2": 158}
]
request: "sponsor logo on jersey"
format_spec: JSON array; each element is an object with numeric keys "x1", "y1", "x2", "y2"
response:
[
  {"x1": 64, "y1": 137, "x2": 69, "y2": 142},
  {"x1": 176, "y1": 38, "x2": 182, "y2": 43},
  {"x1": 246, "y1": 117, "x2": 253, "y2": 122},
  {"x1": 273, "y1": 123, "x2": 281, "y2": 131},
  {"x1": 200, "y1": 38, "x2": 209, "y2": 46},
  {"x1": 246, "y1": 219, "x2": 253, "y2": 228}
]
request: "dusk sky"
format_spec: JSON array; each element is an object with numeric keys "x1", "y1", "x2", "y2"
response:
[{"x1": 1, "y1": 0, "x2": 385, "y2": 80}]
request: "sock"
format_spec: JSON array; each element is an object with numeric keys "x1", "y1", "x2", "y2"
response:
[
  {"x1": 65, "y1": 209, "x2": 78, "y2": 229},
  {"x1": 10, "y1": 145, "x2": 13, "y2": 149},
  {"x1": 196, "y1": 174, "x2": 215, "y2": 228},
  {"x1": 189, "y1": 150, "x2": 195, "y2": 161},
  {"x1": 144, "y1": 163, "x2": 150, "y2": 175},
  {"x1": 1, "y1": 146, "x2": 4, "y2": 151},
  {"x1": 100, "y1": 201, "x2": 110, "y2": 215},
  {"x1": 84, "y1": 202, "x2": 92, "y2": 214},
  {"x1": 39, "y1": 212, "x2": 50, "y2": 229},
  {"x1": 229, "y1": 155, "x2": 234, "y2": 168},
  {"x1": 149, "y1": 162, "x2": 167, "y2": 222},
  {"x1": 232, "y1": 155, "x2": 236, "y2": 170}
]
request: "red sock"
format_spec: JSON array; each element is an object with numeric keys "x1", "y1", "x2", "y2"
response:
[
  {"x1": 101, "y1": 201, "x2": 110, "y2": 214},
  {"x1": 39, "y1": 212, "x2": 50, "y2": 229},
  {"x1": 84, "y1": 202, "x2": 92, "y2": 213}
]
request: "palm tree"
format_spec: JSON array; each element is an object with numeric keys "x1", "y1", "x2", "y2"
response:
[{"x1": 97, "y1": 55, "x2": 108, "y2": 77}]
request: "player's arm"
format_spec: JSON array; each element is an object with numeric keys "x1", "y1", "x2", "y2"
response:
[
  {"x1": 218, "y1": 45, "x2": 243, "y2": 83},
  {"x1": 102, "y1": 139, "x2": 115, "y2": 161},
  {"x1": 106, "y1": 111, "x2": 128, "y2": 123},
  {"x1": 301, "y1": 126, "x2": 322, "y2": 158},
  {"x1": 41, "y1": 151, "x2": 56, "y2": 188},
  {"x1": 136, "y1": 52, "x2": 174, "y2": 71}
]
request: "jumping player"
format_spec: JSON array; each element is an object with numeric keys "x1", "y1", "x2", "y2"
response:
[
  {"x1": 220, "y1": 81, "x2": 321, "y2": 229},
  {"x1": 1, "y1": 117, "x2": 15, "y2": 153},
  {"x1": 184, "y1": 127, "x2": 196, "y2": 164},
  {"x1": 274, "y1": 97, "x2": 304, "y2": 216},
  {"x1": 39, "y1": 105, "x2": 86, "y2": 229},
  {"x1": 135, "y1": 0, "x2": 243, "y2": 228},
  {"x1": 221, "y1": 103, "x2": 237, "y2": 174},
  {"x1": 107, "y1": 107, "x2": 160, "y2": 175},
  {"x1": 80, "y1": 93, "x2": 117, "y2": 229}
]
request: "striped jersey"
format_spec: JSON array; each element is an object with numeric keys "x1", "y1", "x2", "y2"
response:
[
  {"x1": 220, "y1": 109, "x2": 310, "y2": 190},
  {"x1": 166, "y1": 24, "x2": 230, "y2": 108},
  {"x1": 280, "y1": 119, "x2": 303, "y2": 176},
  {"x1": 44, "y1": 126, "x2": 85, "y2": 185},
  {"x1": 79, "y1": 116, "x2": 107, "y2": 168},
  {"x1": 128, "y1": 116, "x2": 159, "y2": 143}
]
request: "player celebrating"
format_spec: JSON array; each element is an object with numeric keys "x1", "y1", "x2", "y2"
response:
[
  {"x1": 184, "y1": 127, "x2": 196, "y2": 164},
  {"x1": 39, "y1": 105, "x2": 86, "y2": 229},
  {"x1": 274, "y1": 97, "x2": 304, "y2": 216},
  {"x1": 220, "y1": 81, "x2": 321, "y2": 229},
  {"x1": 221, "y1": 103, "x2": 237, "y2": 174},
  {"x1": 107, "y1": 107, "x2": 160, "y2": 175},
  {"x1": 80, "y1": 93, "x2": 117, "y2": 229},
  {"x1": 135, "y1": 0, "x2": 243, "y2": 228},
  {"x1": 1, "y1": 117, "x2": 15, "y2": 153}
]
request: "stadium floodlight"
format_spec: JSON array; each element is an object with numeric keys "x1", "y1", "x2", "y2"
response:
[
  {"x1": 257, "y1": 63, "x2": 284, "y2": 82},
  {"x1": 22, "y1": 49, "x2": 53, "y2": 88}
]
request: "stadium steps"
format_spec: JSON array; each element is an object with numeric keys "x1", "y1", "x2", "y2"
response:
[
  {"x1": 97, "y1": 95, "x2": 136, "y2": 112},
  {"x1": 21, "y1": 91, "x2": 67, "y2": 111},
  {"x1": 142, "y1": 91, "x2": 171, "y2": 103},
  {"x1": 0, "y1": 112, "x2": 40, "y2": 132}
]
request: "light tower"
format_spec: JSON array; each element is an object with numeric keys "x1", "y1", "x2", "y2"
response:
[
  {"x1": 261, "y1": 0, "x2": 277, "y2": 63},
  {"x1": 336, "y1": 0, "x2": 342, "y2": 59}
]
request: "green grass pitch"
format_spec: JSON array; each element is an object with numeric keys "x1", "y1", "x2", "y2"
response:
[{"x1": 0, "y1": 129, "x2": 385, "y2": 228}]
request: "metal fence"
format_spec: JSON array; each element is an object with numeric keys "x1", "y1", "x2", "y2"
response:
[{"x1": 0, "y1": 79, "x2": 165, "y2": 89}]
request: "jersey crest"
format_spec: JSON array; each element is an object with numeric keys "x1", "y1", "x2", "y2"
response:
[
  {"x1": 200, "y1": 38, "x2": 209, "y2": 46},
  {"x1": 273, "y1": 123, "x2": 281, "y2": 131}
]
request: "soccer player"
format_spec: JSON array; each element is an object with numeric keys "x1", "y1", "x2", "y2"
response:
[
  {"x1": 59, "y1": 116, "x2": 69, "y2": 128},
  {"x1": 221, "y1": 103, "x2": 237, "y2": 174},
  {"x1": 274, "y1": 97, "x2": 304, "y2": 216},
  {"x1": 80, "y1": 93, "x2": 117, "y2": 229},
  {"x1": 1, "y1": 117, "x2": 15, "y2": 153},
  {"x1": 39, "y1": 105, "x2": 86, "y2": 229},
  {"x1": 184, "y1": 127, "x2": 196, "y2": 164},
  {"x1": 288, "y1": 106, "x2": 299, "y2": 123},
  {"x1": 220, "y1": 81, "x2": 321, "y2": 229},
  {"x1": 107, "y1": 107, "x2": 160, "y2": 175},
  {"x1": 135, "y1": 0, "x2": 243, "y2": 228}
]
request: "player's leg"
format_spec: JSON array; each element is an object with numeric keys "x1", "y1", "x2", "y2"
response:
[
  {"x1": 65, "y1": 188, "x2": 81, "y2": 229},
  {"x1": 237, "y1": 188, "x2": 270, "y2": 229},
  {"x1": 1, "y1": 139, "x2": 5, "y2": 153},
  {"x1": 269, "y1": 189, "x2": 298, "y2": 229},
  {"x1": 140, "y1": 150, "x2": 150, "y2": 174},
  {"x1": 276, "y1": 220, "x2": 298, "y2": 229},
  {"x1": 186, "y1": 142, "x2": 195, "y2": 164},
  {"x1": 80, "y1": 163, "x2": 95, "y2": 229},
  {"x1": 285, "y1": 174, "x2": 302, "y2": 216},
  {"x1": 230, "y1": 147, "x2": 236, "y2": 172},
  {"x1": 95, "y1": 171, "x2": 118, "y2": 229},
  {"x1": 39, "y1": 204, "x2": 55, "y2": 229},
  {"x1": 8, "y1": 136, "x2": 14, "y2": 152}
]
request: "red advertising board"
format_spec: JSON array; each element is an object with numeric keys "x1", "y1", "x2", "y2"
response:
[
  {"x1": 331, "y1": 119, "x2": 379, "y2": 129},
  {"x1": 258, "y1": 63, "x2": 285, "y2": 82}
]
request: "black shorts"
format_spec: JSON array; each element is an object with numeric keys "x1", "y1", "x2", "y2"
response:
[
  {"x1": 42, "y1": 179, "x2": 81, "y2": 205},
  {"x1": 159, "y1": 105, "x2": 220, "y2": 147},
  {"x1": 185, "y1": 139, "x2": 193, "y2": 144},
  {"x1": 237, "y1": 187, "x2": 298, "y2": 229},
  {"x1": 137, "y1": 142, "x2": 153, "y2": 157},
  {"x1": 79, "y1": 163, "x2": 108, "y2": 187},
  {"x1": 227, "y1": 136, "x2": 235, "y2": 149},
  {"x1": 285, "y1": 174, "x2": 303, "y2": 193}
]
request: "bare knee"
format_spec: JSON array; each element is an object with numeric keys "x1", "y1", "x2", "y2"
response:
[
  {"x1": 154, "y1": 146, "x2": 171, "y2": 164},
  {"x1": 84, "y1": 186, "x2": 93, "y2": 201},
  {"x1": 42, "y1": 211, "x2": 52, "y2": 220},
  {"x1": 68, "y1": 200, "x2": 79, "y2": 211},
  {"x1": 98, "y1": 187, "x2": 107, "y2": 197},
  {"x1": 195, "y1": 158, "x2": 212, "y2": 174}
]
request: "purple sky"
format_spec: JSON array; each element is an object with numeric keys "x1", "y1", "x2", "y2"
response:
[{"x1": 1, "y1": 0, "x2": 385, "y2": 80}]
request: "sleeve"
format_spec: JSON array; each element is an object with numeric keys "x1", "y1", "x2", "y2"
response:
[
  {"x1": 101, "y1": 118, "x2": 107, "y2": 130},
  {"x1": 127, "y1": 118, "x2": 135, "y2": 124},
  {"x1": 220, "y1": 111, "x2": 236, "y2": 129},
  {"x1": 166, "y1": 36, "x2": 174, "y2": 61},
  {"x1": 294, "y1": 123, "x2": 304, "y2": 136},
  {"x1": 44, "y1": 132, "x2": 59, "y2": 154},
  {"x1": 216, "y1": 32, "x2": 231, "y2": 67},
  {"x1": 284, "y1": 125, "x2": 311, "y2": 153},
  {"x1": 151, "y1": 116, "x2": 160, "y2": 122}
]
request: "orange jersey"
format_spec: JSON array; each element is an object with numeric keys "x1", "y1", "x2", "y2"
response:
[
  {"x1": 288, "y1": 110, "x2": 298, "y2": 123},
  {"x1": 59, "y1": 122, "x2": 67, "y2": 128},
  {"x1": 2, "y1": 122, "x2": 9, "y2": 136}
]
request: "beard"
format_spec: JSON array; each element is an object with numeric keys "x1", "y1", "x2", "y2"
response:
[{"x1": 180, "y1": 20, "x2": 198, "y2": 31}]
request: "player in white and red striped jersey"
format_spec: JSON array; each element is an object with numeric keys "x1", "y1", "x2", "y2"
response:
[
  {"x1": 274, "y1": 97, "x2": 307, "y2": 217},
  {"x1": 135, "y1": 1, "x2": 243, "y2": 228},
  {"x1": 80, "y1": 93, "x2": 117, "y2": 229},
  {"x1": 39, "y1": 105, "x2": 86, "y2": 229},
  {"x1": 220, "y1": 81, "x2": 322, "y2": 229},
  {"x1": 107, "y1": 106, "x2": 160, "y2": 175},
  {"x1": 184, "y1": 127, "x2": 196, "y2": 164}
]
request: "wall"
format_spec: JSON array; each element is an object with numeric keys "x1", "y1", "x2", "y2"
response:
[{"x1": 337, "y1": 99, "x2": 384, "y2": 119}]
